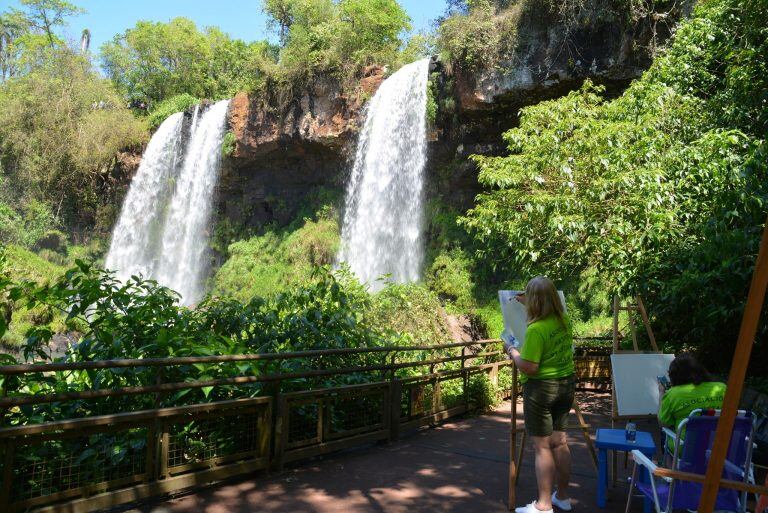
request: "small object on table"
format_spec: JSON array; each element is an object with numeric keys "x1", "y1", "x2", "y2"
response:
[
  {"x1": 625, "y1": 422, "x2": 637, "y2": 442},
  {"x1": 595, "y1": 428, "x2": 655, "y2": 510}
]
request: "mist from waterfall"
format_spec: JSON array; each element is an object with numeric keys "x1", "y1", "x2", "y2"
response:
[
  {"x1": 105, "y1": 99, "x2": 230, "y2": 306},
  {"x1": 338, "y1": 58, "x2": 430, "y2": 290}
]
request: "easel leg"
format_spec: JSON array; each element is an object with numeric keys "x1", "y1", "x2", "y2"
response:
[
  {"x1": 516, "y1": 431, "x2": 526, "y2": 485},
  {"x1": 573, "y1": 400, "x2": 598, "y2": 469},
  {"x1": 509, "y1": 365, "x2": 518, "y2": 510}
]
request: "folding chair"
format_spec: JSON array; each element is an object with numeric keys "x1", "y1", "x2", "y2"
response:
[{"x1": 625, "y1": 409, "x2": 756, "y2": 513}]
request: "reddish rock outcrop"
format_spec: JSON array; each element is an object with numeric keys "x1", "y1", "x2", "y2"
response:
[{"x1": 227, "y1": 67, "x2": 385, "y2": 159}]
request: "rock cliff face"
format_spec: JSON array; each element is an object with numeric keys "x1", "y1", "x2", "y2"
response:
[
  {"x1": 215, "y1": 4, "x2": 682, "y2": 235},
  {"x1": 216, "y1": 67, "x2": 385, "y2": 229}
]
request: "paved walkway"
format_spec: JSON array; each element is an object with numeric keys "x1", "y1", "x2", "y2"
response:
[{"x1": 129, "y1": 393, "x2": 656, "y2": 513}]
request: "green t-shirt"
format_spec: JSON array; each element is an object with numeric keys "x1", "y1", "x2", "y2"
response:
[
  {"x1": 658, "y1": 381, "x2": 727, "y2": 428},
  {"x1": 658, "y1": 381, "x2": 726, "y2": 450},
  {"x1": 519, "y1": 314, "x2": 574, "y2": 383}
]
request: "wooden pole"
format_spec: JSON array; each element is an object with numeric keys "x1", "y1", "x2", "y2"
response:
[
  {"x1": 699, "y1": 216, "x2": 768, "y2": 513},
  {"x1": 612, "y1": 295, "x2": 620, "y2": 353},
  {"x1": 509, "y1": 364, "x2": 518, "y2": 510},
  {"x1": 636, "y1": 296, "x2": 659, "y2": 351}
]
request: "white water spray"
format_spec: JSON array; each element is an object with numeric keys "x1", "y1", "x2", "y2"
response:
[
  {"x1": 155, "y1": 99, "x2": 229, "y2": 303},
  {"x1": 105, "y1": 112, "x2": 184, "y2": 281},
  {"x1": 105, "y1": 100, "x2": 230, "y2": 306},
  {"x1": 338, "y1": 58, "x2": 431, "y2": 290}
]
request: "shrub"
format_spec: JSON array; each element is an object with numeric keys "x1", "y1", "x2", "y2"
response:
[
  {"x1": 147, "y1": 93, "x2": 199, "y2": 129},
  {"x1": 427, "y1": 248, "x2": 475, "y2": 312},
  {"x1": 221, "y1": 131, "x2": 236, "y2": 158},
  {"x1": 369, "y1": 283, "x2": 450, "y2": 346},
  {"x1": 0, "y1": 200, "x2": 57, "y2": 249},
  {"x1": 437, "y1": 1, "x2": 519, "y2": 70},
  {"x1": 466, "y1": 372, "x2": 499, "y2": 410}
]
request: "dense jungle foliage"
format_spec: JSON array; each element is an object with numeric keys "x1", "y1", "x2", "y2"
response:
[{"x1": 461, "y1": 0, "x2": 768, "y2": 371}]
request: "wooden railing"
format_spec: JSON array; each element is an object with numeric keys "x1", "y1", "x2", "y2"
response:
[
  {"x1": 0, "y1": 340, "x2": 515, "y2": 513},
  {"x1": 0, "y1": 337, "x2": 614, "y2": 513}
]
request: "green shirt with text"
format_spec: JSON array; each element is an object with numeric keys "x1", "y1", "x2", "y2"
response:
[
  {"x1": 519, "y1": 314, "x2": 574, "y2": 383},
  {"x1": 659, "y1": 381, "x2": 726, "y2": 450}
]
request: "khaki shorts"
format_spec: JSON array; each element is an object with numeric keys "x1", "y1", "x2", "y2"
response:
[{"x1": 522, "y1": 375, "x2": 576, "y2": 437}]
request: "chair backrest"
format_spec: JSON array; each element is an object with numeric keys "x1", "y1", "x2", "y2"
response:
[
  {"x1": 669, "y1": 409, "x2": 755, "y2": 511},
  {"x1": 676, "y1": 409, "x2": 753, "y2": 478}
]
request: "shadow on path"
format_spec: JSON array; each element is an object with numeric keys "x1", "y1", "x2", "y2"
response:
[{"x1": 127, "y1": 393, "x2": 655, "y2": 513}]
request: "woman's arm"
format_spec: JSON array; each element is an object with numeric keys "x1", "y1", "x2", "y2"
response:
[{"x1": 507, "y1": 346, "x2": 540, "y2": 375}]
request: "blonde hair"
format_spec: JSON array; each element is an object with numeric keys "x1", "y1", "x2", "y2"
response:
[{"x1": 524, "y1": 276, "x2": 565, "y2": 325}]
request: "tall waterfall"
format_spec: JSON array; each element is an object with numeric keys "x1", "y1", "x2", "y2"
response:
[
  {"x1": 338, "y1": 58, "x2": 430, "y2": 290},
  {"x1": 105, "y1": 99, "x2": 230, "y2": 306},
  {"x1": 105, "y1": 112, "x2": 184, "y2": 282}
]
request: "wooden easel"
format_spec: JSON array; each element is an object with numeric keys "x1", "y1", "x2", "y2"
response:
[
  {"x1": 611, "y1": 295, "x2": 658, "y2": 355},
  {"x1": 508, "y1": 363, "x2": 599, "y2": 509},
  {"x1": 609, "y1": 295, "x2": 660, "y2": 483}
]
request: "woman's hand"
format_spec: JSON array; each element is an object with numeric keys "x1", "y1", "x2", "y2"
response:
[
  {"x1": 507, "y1": 347, "x2": 539, "y2": 375},
  {"x1": 658, "y1": 382, "x2": 667, "y2": 397}
]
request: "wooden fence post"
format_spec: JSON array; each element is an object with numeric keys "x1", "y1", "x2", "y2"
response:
[
  {"x1": 0, "y1": 439, "x2": 15, "y2": 511},
  {"x1": 389, "y1": 379, "x2": 402, "y2": 441}
]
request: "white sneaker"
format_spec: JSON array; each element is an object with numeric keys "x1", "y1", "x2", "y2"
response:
[
  {"x1": 551, "y1": 492, "x2": 572, "y2": 511},
  {"x1": 515, "y1": 501, "x2": 554, "y2": 513}
]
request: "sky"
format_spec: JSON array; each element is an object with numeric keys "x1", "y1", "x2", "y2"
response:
[{"x1": 3, "y1": 0, "x2": 447, "y2": 55}]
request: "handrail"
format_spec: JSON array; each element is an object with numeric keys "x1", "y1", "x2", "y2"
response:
[
  {"x1": 0, "y1": 341, "x2": 511, "y2": 408},
  {"x1": 0, "y1": 339, "x2": 501, "y2": 375},
  {"x1": 0, "y1": 356, "x2": 484, "y2": 408},
  {"x1": 0, "y1": 397, "x2": 271, "y2": 438},
  {"x1": 652, "y1": 468, "x2": 768, "y2": 495}
]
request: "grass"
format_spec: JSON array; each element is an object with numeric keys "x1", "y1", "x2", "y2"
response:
[{"x1": 1, "y1": 245, "x2": 68, "y2": 348}]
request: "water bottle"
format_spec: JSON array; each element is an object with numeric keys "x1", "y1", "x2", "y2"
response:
[{"x1": 625, "y1": 421, "x2": 637, "y2": 443}]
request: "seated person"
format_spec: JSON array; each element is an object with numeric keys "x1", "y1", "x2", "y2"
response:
[{"x1": 658, "y1": 354, "x2": 726, "y2": 453}]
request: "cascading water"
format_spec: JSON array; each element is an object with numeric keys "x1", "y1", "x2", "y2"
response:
[
  {"x1": 105, "y1": 112, "x2": 184, "y2": 281},
  {"x1": 155, "y1": 99, "x2": 230, "y2": 303},
  {"x1": 105, "y1": 99, "x2": 230, "y2": 306},
  {"x1": 338, "y1": 58, "x2": 431, "y2": 290}
]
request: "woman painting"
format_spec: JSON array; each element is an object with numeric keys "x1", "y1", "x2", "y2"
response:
[
  {"x1": 506, "y1": 276, "x2": 575, "y2": 513},
  {"x1": 658, "y1": 354, "x2": 726, "y2": 454}
]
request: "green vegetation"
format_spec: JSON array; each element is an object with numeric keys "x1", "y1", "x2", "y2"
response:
[
  {"x1": 0, "y1": 245, "x2": 68, "y2": 347},
  {"x1": 437, "y1": 0, "x2": 520, "y2": 71},
  {"x1": 0, "y1": 0, "x2": 147, "y2": 259},
  {"x1": 99, "y1": 0, "x2": 414, "y2": 110},
  {"x1": 263, "y1": 0, "x2": 411, "y2": 89},
  {"x1": 101, "y1": 18, "x2": 277, "y2": 106},
  {"x1": 213, "y1": 206, "x2": 341, "y2": 301},
  {"x1": 0, "y1": 48, "x2": 147, "y2": 232},
  {"x1": 147, "y1": 93, "x2": 200, "y2": 128},
  {"x1": 221, "y1": 131, "x2": 236, "y2": 158},
  {"x1": 460, "y1": 0, "x2": 768, "y2": 370},
  {"x1": 211, "y1": 203, "x2": 451, "y2": 345}
]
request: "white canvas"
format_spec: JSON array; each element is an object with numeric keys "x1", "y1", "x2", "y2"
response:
[
  {"x1": 498, "y1": 290, "x2": 566, "y2": 348},
  {"x1": 610, "y1": 353, "x2": 676, "y2": 417}
]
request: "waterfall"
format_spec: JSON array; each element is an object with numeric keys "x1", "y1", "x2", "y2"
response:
[
  {"x1": 105, "y1": 112, "x2": 184, "y2": 281},
  {"x1": 105, "y1": 99, "x2": 230, "y2": 306},
  {"x1": 338, "y1": 58, "x2": 430, "y2": 290},
  {"x1": 155, "y1": 99, "x2": 229, "y2": 303}
]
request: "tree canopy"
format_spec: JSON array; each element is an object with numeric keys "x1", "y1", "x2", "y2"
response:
[
  {"x1": 461, "y1": 0, "x2": 768, "y2": 369},
  {"x1": 100, "y1": 17, "x2": 277, "y2": 106}
]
